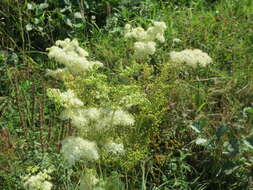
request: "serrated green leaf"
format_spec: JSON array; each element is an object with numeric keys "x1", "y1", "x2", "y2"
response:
[
  {"x1": 245, "y1": 136, "x2": 253, "y2": 149},
  {"x1": 189, "y1": 122, "x2": 201, "y2": 133},
  {"x1": 216, "y1": 125, "x2": 228, "y2": 140}
]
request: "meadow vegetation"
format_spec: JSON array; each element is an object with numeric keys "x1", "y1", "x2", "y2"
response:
[{"x1": 0, "y1": 0, "x2": 253, "y2": 189}]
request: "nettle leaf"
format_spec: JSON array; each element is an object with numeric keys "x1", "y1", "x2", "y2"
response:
[
  {"x1": 189, "y1": 121, "x2": 202, "y2": 133},
  {"x1": 244, "y1": 136, "x2": 253, "y2": 149},
  {"x1": 7, "y1": 53, "x2": 18, "y2": 64},
  {"x1": 216, "y1": 125, "x2": 228, "y2": 140}
]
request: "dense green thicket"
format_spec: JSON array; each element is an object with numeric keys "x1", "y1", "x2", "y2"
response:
[{"x1": 0, "y1": 0, "x2": 253, "y2": 189}]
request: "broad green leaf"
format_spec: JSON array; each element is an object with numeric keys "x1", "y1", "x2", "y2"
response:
[
  {"x1": 216, "y1": 125, "x2": 228, "y2": 140},
  {"x1": 7, "y1": 53, "x2": 18, "y2": 64},
  {"x1": 244, "y1": 136, "x2": 253, "y2": 149},
  {"x1": 189, "y1": 121, "x2": 201, "y2": 133}
]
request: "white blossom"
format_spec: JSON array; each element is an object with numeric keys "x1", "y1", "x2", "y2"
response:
[
  {"x1": 61, "y1": 137, "x2": 99, "y2": 166},
  {"x1": 134, "y1": 41, "x2": 156, "y2": 57},
  {"x1": 47, "y1": 89, "x2": 83, "y2": 108},
  {"x1": 104, "y1": 141, "x2": 125, "y2": 155},
  {"x1": 47, "y1": 38, "x2": 103, "y2": 75},
  {"x1": 60, "y1": 107, "x2": 134, "y2": 132},
  {"x1": 108, "y1": 109, "x2": 135, "y2": 126},
  {"x1": 23, "y1": 170, "x2": 53, "y2": 190},
  {"x1": 124, "y1": 21, "x2": 166, "y2": 57},
  {"x1": 170, "y1": 49, "x2": 212, "y2": 68},
  {"x1": 172, "y1": 38, "x2": 182, "y2": 43},
  {"x1": 45, "y1": 68, "x2": 72, "y2": 81}
]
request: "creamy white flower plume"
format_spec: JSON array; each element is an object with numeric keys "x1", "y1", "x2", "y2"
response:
[
  {"x1": 124, "y1": 21, "x2": 166, "y2": 57},
  {"x1": 104, "y1": 141, "x2": 125, "y2": 155},
  {"x1": 124, "y1": 21, "x2": 166, "y2": 42},
  {"x1": 134, "y1": 41, "x2": 156, "y2": 57},
  {"x1": 60, "y1": 107, "x2": 134, "y2": 131},
  {"x1": 172, "y1": 38, "x2": 181, "y2": 43},
  {"x1": 61, "y1": 137, "x2": 99, "y2": 166},
  {"x1": 23, "y1": 170, "x2": 53, "y2": 190},
  {"x1": 170, "y1": 49, "x2": 212, "y2": 68},
  {"x1": 45, "y1": 68, "x2": 72, "y2": 81},
  {"x1": 47, "y1": 38, "x2": 103, "y2": 75},
  {"x1": 108, "y1": 109, "x2": 135, "y2": 126},
  {"x1": 47, "y1": 89, "x2": 83, "y2": 108}
]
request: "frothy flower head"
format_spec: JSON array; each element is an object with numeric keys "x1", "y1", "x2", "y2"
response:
[
  {"x1": 47, "y1": 89, "x2": 83, "y2": 108},
  {"x1": 47, "y1": 38, "x2": 103, "y2": 75},
  {"x1": 124, "y1": 21, "x2": 166, "y2": 57},
  {"x1": 59, "y1": 107, "x2": 135, "y2": 131},
  {"x1": 124, "y1": 21, "x2": 166, "y2": 43},
  {"x1": 170, "y1": 49, "x2": 212, "y2": 68},
  {"x1": 45, "y1": 68, "x2": 73, "y2": 81},
  {"x1": 23, "y1": 170, "x2": 53, "y2": 190},
  {"x1": 134, "y1": 41, "x2": 156, "y2": 57},
  {"x1": 172, "y1": 38, "x2": 182, "y2": 43},
  {"x1": 61, "y1": 137, "x2": 99, "y2": 166},
  {"x1": 104, "y1": 141, "x2": 125, "y2": 155}
]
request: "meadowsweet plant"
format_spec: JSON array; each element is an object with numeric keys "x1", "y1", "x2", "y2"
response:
[
  {"x1": 169, "y1": 49, "x2": 213, "y2": 68},
  {"x1": 124, "y1": 21, "x2": 167, "y2": 57},
  {"x1": 45, "y1": 19, "x2": 169, "y2": 188},
  {"x1": 45, "y1": 36, "x2": 146, "y2": 189}
]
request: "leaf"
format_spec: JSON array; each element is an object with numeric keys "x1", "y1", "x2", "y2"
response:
[
  {"x1": 7, "y1": 53, "x2": 18, "y2": 64},
  {"x1": 39, "y1": 3, "x2": 49, "y2": 9},
  {"x1": 189, "y1": 121, "x2": 201, "y2": 133},
  {"x1": 216, "y1": 125, "x2": 228, "y2": 140},
  {"x1": 27, "y1": 3, "x2": 35, "y2": 10},
  {"x1": 244, "y1": 136, "x2": 253, "y2": 149},
  {"x1": 25, "y1": 24, "x2": 33, "y2": 31},
  {"x1": 223, "y1": 161, "x2": 240, "y2": 175}
]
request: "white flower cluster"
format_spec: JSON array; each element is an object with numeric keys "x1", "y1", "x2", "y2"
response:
[
  {"x1": 23, "y1": 169, "x2": 53, "y2": 190},
  {"x1": 124, "y1": 21, "x2": 167, "y2": 57},
  {"x1": 61, "y1": 136, "x2": 99, "y2": 166},
  {"x1": 169, "y1": 49, "x2": 212, "y2": 68},
  {"x1": 60, "y1": 108, "x2": 135, "y2": 131},
  {"x1": 47, "y1": 88, "x2": 83, "y2": 108},
  {"x1": 47, "y1": 38, "x2": 103, "y2": 76},
  {"x1": 104, "y1": 141, "x2": 125, "y2": 155},
  {"x1": 45, "y1": 68, "x2": 72, "y2": 81}
]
